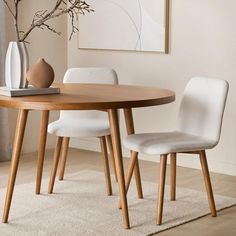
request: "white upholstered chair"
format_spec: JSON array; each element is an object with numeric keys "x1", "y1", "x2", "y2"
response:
[
  {"x1": 48, "y1": 67, "x2": 119, "y2": 195},
  {"x1": 123, "y1": 77, "x2": 229, "y2": 225}
]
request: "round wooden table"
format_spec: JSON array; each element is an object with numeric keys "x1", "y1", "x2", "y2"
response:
[{"x1": 0, "y1": 84, "x2": 175, "y2": 229}]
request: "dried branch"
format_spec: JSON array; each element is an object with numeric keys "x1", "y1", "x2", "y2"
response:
[
  {"x1": 68, "y1": 10, "x2": 79, "y2": 40},
  {"x1": 2, "y1": 0, "x2": 21, "y2": 40},
  {"x1": 21, "y1": 0, "x2": 93, "y2": 42},
  {"x1": 41, "y1": 23, "x2": 61, "y2": 36},
  {"x1": 2, "y1": 0, "x2": 94, "y2": 42},
  {"x1": 2, "y1": 0, "x2": 14, "y2": 17},
  {"x1": 14, "y1": 0, "x2": 21, "y2": 41}
]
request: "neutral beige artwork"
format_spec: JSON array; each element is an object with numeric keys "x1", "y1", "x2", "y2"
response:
[{"x1": 79, "y1": 0, "x2": 169, "y2": 53}]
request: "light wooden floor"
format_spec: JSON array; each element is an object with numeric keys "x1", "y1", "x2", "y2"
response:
[{"x1": 0, "y1": 148, "x2": 235, "y2": 235}]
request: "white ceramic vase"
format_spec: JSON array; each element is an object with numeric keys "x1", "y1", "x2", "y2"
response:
[{"x1": 5, "y1": 41, "x2": 29, "y2": 89}]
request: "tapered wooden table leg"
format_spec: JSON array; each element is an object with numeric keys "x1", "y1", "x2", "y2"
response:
[
  {"x1": 123, "y1": 108, "x2": 143, "y2": 199},
  {"x1": 2, "y1": 109, "x2": 28, "y2": 223},
  {"x1": 108, "y1": 109, "x2": 130, "y2": 229},
  {"x1": 36, "y1": 110, "x2": 49, "y2": 194}
]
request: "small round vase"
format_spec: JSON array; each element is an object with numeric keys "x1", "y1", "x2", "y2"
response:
[{"x1": 27, "y1": 58, "x2": 54, "y2": 88}]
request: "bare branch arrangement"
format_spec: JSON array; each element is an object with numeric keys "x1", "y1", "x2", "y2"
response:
[{"x1": 2, "y1": 0, "x2": 94, "y2": 42}]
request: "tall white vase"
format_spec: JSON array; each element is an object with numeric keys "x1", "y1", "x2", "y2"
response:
[{"x1": 5, "y1": 41, "x2": 29, "y2": 89}]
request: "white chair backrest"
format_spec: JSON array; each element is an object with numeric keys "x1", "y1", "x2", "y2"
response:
[
  {"x1": 60, "y1": 68, "x2": 118, "y2": 120},
  {"x1": 177, "y1": 77, "x2": 229, "y2": 143}
]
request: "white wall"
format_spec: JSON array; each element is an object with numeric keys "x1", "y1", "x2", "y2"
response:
[{"x1": 67, "y1": 0, "x2": 236, "y2": 176}]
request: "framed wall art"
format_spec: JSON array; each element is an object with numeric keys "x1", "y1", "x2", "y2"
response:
[{"x1": 78, "y1": 0, "x2": 169, "y2": 53}]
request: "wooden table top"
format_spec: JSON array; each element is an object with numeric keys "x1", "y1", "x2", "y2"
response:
[{"x1": 0, "y1": 84, "x2": 175, "y2": 110}]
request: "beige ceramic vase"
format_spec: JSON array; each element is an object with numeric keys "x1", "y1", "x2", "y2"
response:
[{"x1": 27, "y1": 58, "x2": 54, "y2": 88}]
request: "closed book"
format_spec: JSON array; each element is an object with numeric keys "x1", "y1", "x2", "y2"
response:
[{"x1": 0, "y1": 86, "x2": 60, "y2": 97}]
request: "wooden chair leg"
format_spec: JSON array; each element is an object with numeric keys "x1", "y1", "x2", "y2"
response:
[
  {"x1": 199, "y1": 150, "x2": 217, "y2": 217},
  {"x1": 123, "y1": 108, "x2": 143, "y2": 199},
  {"x1": 48, "y1": 137, "x2": 63, "y2": 194},
  {"x1": 106, "y1": 135, "x2": 118, "y2": 182},
  {"x1": 170, "y1": 153, "x2": 177, "y2": 201},
  {"x1": 118, "y1": 151, "x2": 138, "y2": 209},
  {"x1": 2, "y1": 109, "x2": 28, "y2": 223},
  {"x1": 59, "y1": 137, "x2": 70, "y2": 181},
  {"x1": 133, "y1": 156, "x2": 143, "y2": 198},
  {"x1": 157, "y1": 154, "x2": 168, "y2": 225},
  {"x1": 100, "y1": 137, "x2": 112, "y2": 196}
]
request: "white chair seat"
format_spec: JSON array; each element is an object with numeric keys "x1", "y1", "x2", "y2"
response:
[
  {"x1": 123, "y1": 131, "x2": 217, "y2": 155},
  {"x1": 48, "y1": 118, "x2": 110, "y2": 138}
]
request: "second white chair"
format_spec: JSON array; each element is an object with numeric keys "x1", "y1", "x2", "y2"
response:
[
  {"x1": 47, "y1": 67, "x2": 119, "y2": 195},
  {"x1": 123, "y1": 77, "x2": 229, "y2": 225}
]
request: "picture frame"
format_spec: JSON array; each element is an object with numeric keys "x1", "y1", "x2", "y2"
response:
[{"x1": 78, "y1": 0, "x2": 170, "y2": 53}]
